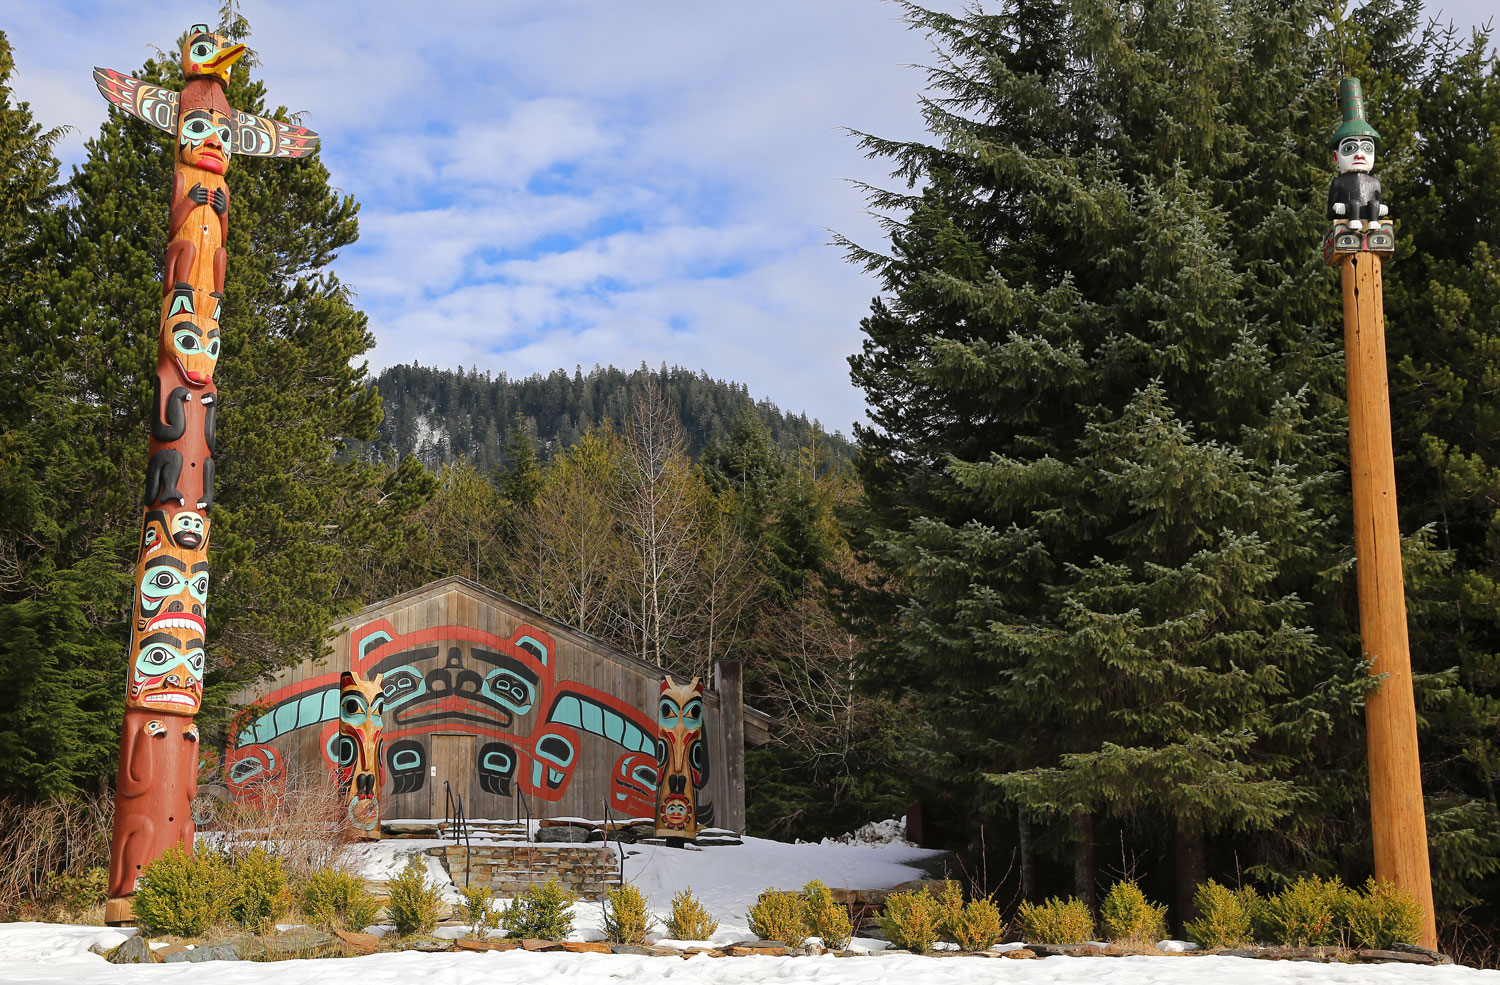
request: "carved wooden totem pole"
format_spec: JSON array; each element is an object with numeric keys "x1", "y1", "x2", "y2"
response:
[
  {"x1": 655, "y1": 676, "x2": 705, "y2": 838},
  {"x1": 1324, "y1": 78, "x2": 1436, "y2": 949},
  {"x1": 95, "y1": 24, "x2": 317, "y2": 923},
  {"x1": 338, "y1": 671, "x2": 384, "y2": 840}
]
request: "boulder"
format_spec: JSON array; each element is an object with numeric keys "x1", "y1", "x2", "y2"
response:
[
  {"x1": 186, "y1": 943, "x2": 240, "y2": 962},
  {"x1": 266, "y1": 927, "x2": 338, "y2": 959},
  {"x1": 535, "y1": 826, "x2": 590, "y2": 844},
  {"x1": 520, "y1": 938, "x2": 566, "y2": 951},
  {"x1": 106, "y1": 936, "x2": 156, "y2": 964},
  {"x1": 1003, "y1": 949, "x2": 1038, "y2": 959},
  {"x1": 157, "y1": 944, "x2": 191, "y2": 963}
]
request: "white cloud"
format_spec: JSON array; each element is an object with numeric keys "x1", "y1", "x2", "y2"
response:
[{"x1": 10, "y1": 0, "x2": 1491, "y2": 430}]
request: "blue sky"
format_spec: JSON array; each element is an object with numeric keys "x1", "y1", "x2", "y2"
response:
[{"x1": 3, "y1": 1, "x2": 1496, "y2": 433}]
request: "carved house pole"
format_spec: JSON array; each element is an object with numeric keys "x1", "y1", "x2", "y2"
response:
[
  {"x1": 94, "y1": 23, "x2": 317, "y2": 924},
  {"x1": 1324, "y1": 77, "x2": 1436, "y2": 949}
]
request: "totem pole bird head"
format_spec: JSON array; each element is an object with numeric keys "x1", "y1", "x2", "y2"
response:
[{"x1": 181, "y1": 24, "x2": 246, "y2": 83}]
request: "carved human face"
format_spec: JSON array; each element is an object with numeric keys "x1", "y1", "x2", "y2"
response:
[
  {"x1": 338, "y1": 671, "x2": 385, "y2": 835},
  {"x1": 1336, "y1": 137, "x2": 1375, "y2": 174},
  {"x1": 132, "y1": 522, "x2": 209, "y2": 639},
  {"x1": 178, "y1": 108, "x2": 233, "y2": 174},
  {"x1": 128, "y1": 627, "x2": 205, "y2": 714},
  {"x1": 655, "y1": 676, "x2": 704, "y2": 833}
]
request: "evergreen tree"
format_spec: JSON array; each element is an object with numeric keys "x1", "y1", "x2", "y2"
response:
[{"x1": 845, "y1": 0, "x2": 1376, "y2": 915}]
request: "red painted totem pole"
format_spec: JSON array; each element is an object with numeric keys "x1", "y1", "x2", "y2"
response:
[
  {"x1": 338, "y1": 671, "x2": 384, "y2": 840},
  {"x1": 94, "y1": 24, "x2": 317, "y2": 923},
  {"x1": 655, "y1": 676, "x2": 705, "y2": 839}
]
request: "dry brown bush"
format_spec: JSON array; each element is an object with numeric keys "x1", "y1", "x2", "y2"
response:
[
  {"x1": 0, "y1": 791, "x2": 113, "y2": 921},
  {"x1": 199, "y1": 763, "x2": 356, "y2": 882}
]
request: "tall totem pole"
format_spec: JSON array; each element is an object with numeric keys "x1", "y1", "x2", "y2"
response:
[
  {"x1": 94, "y1": 24, "x2": 318, "y2": 924},
  {"x1": 1323, "y1": 77, "x2": 1437, "y2": 949}
]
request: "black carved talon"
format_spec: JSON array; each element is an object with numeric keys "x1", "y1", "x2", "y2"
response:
[
  {"x1": 187, "y1": 183, "x2": 209, "y2": 206},
  {"x1": 212, "y1": 188, "x2": 228, "y2": 215}
]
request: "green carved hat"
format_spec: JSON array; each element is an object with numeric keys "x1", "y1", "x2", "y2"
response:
[{"x1": 1330, "y1": 77, "x2": 1381, "y2": 148}]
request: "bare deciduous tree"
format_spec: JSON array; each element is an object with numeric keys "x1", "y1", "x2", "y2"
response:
[{"x1": 617, "y1": 381, "x2": 702, "y2": 671}]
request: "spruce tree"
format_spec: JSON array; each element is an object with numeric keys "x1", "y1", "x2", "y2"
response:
[{"x1": 846, "y1": 0, "x2": 1374, "y2": 914}]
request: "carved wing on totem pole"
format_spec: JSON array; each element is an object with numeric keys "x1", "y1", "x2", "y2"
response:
[{"x1": 93, "y1": 66, "x2": 320, "y2": 158}]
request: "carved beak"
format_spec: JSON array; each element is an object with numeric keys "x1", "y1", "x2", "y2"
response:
[{"x1": 202, "y1": 44, "x2": 247, "y2": 81}]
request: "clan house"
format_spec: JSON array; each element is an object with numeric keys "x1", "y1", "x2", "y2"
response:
[{"x1": 221, "y1": 577, "x2": 770, "y2": 834}]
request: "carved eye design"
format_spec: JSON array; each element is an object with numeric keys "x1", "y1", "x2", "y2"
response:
[
  {"x1": 190, "y1": 42, "x2": 215, "y2": 61},
  {"x1": 207, "y1": 339, "x2": 221, "y2": 359},
  {"x1": 173, "y1": 330, "x2": 201, "y2": 354},
  {"x1": 189, "y1": 575, "x2": 210, "y2": 604},
  {"x1": 187, "y1": 650, "x2": 206, "y2": 675},
  {"x1": 181, "y1": 117, "x2": 215, "y2": 144},
  {"x1": 149, "y1": 571, "x2": 180, "y2": 591}
]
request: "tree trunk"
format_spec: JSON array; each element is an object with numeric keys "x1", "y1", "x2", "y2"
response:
[
  {"x1": 1175, "y1": 817, "x2": 1207, "y2": 933},
  {"x1": 1018, "y1": 812, "x2": 1035, "y2": 900},
  {"x1": 1071, "y1": 811, "x2": 1094, "y2": 910}
]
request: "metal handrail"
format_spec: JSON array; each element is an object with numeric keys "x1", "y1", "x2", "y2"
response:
[
  {"x1": 515, "y1": 784, "x2": 533, "y2": 888},
  {"x1": 443, "y1": 780, "x2": 473, "y2": 886},
  {"x1": 603, "y1": 799, "x2": 626, "y2": 884}
]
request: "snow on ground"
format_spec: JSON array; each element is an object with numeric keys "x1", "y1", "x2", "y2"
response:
[
  {"x1": 3, "y1": 826, "x2": 1495, "y2": 983},
  {"x1": 346, "y1": 827, "x2": 951, "y2": 940},
  {"x1": 0, "y1": 922, "x2": 1497, "y2": 985}
]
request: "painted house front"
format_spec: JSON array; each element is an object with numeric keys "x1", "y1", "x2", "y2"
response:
[{"x1": 223, "y1": 577, "x2": 766, "y2": 832}]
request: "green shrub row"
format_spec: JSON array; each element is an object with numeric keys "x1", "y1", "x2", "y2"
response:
[
  {"x1": 133, "y1": 845, "x2": 380, "y2": 937},
  {"x1": 1015, "y1": 876, "x2": 1424, "y2": 951},
  {"x1": 745, "y1": 880, "x2": 855, "y2": 949}
]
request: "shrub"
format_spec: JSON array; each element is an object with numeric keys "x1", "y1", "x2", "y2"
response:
[
  {"x1": 458, "y1": 882, "x2": 498, "y2": 937},
  {"x1": 937, "y1": 882, "x2": 1006, "y2": 951},
  {"x1": 499, "y1": 879, "x2": 576, "y2": 940},
  {"x1": 801, "y1": 880, "x2": 853, "y2": 950},
  {"x1": 1100, "y1": 880, "x2": 1168, "y2": 944},
  {"x1": 1344, "y1": 878, "x2": 1423, "y2": 949},
  {"x1": 228, "y1": 847, "x2": 290, "y2": 931},
  {"x1": 666, "y1": 887, "x2": 718, "y2": 940},
  {"x1": 132, "y1": 844, "x2": 237, "y2": 937},
  {"x1": 1263, "y1": 876, "x2": 1346, "y2": 946},
  {"x1": 878, "y1": 887, "x2": 943, "y2": 954},
  {"x1": 299, "y1": 868, "x2": 380, "y2": 932},
  {"x1": 386, "y1": 857, "x2": 443, "y2": 937},
  {"x1": 1017, "y1": 895, "x2": 1095, "y2": 945},
  {"x1": 1184, "y1": 880, "x2": 1253, "y2": 949},
  {"x1": 41, "y1": 867, "x2": 108, "y2": 920},
  {"x1": 747, "y1": 888, "x2": 807, "y2": 946},
  {"x1": 600, "y1": 883, "x2": 655, "y2": 944}
]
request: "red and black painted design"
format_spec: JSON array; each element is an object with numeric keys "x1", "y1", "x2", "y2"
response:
[{"x1": 228, "y1": 622, "x2": 663, "y2": 817}]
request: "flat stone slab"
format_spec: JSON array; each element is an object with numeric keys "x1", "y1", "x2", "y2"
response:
[
  {"x1": 333, "y1": 930, "x2": 380, "y2": 955},
  {"x1": 455, "y1": 938, "x2": 521, "y2": 952}
]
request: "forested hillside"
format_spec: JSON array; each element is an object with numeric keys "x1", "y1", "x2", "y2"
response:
[{"x1": 366, "y1": 363, "x2": 853, "y2": 470}]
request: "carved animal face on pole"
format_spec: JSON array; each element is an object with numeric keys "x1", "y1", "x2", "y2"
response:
[
  {"x1": 338, "y1": 671, "x2": 385, "y2": 839},
  {"x1": 180, "y1": 25, "x2": 245, "y2": 82},
  {"x1": 655, "y1": 675, "x2": 704, "y2": 837}
]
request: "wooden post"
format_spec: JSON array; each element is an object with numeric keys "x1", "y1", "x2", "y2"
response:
[
  {"x1": 1340, "y1": 251, "x2": 1437, "y2": 949},
  {"x1": 715, "y1": 660, "x2": 746, "y2": 834}
]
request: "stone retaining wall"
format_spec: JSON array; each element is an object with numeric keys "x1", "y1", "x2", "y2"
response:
[{"x1": 430, "y1": 843, "x2": 623, "y2": 900}]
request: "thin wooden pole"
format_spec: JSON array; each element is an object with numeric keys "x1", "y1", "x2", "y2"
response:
[{"x1": 1340, "y1": 251, "x2": 1437, "y2": 949}]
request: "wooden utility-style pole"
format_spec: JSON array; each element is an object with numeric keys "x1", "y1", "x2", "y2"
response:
[
  {"x1": 1340, "y1": 252, "x2": 1437, "y2": 949},
  {"x1": 1326, "y1": 76, "x2": 1436, "y2": 950}
]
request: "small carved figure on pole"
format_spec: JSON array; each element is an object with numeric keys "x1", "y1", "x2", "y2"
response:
[{"x1": 1324, "y1": 78, "x2": 1394, "y2": 262}]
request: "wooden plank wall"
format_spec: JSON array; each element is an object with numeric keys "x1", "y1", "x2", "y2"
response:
[{"x1": 227, "y1": 579, "x2": 740, "y2": 831}]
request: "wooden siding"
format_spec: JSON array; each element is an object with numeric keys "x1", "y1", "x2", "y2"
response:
[{"x1": 228, "y1": 577, "x2": 742, "y2": 831}]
